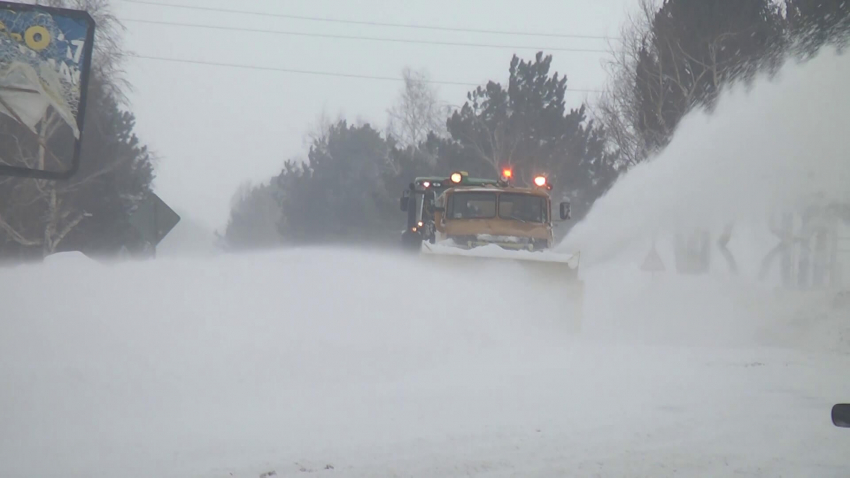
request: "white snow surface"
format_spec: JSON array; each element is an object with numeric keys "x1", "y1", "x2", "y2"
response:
[
  {"x1": 3, "y1": 41, "x2": 850, "y2": 478},
  {"x1": 1, "y1": 247, "x2": 849, "y2": 478}
]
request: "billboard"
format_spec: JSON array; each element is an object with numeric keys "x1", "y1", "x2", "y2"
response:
[{"x1": 0, "y1": 1, "x2": 94, "y2": 179}]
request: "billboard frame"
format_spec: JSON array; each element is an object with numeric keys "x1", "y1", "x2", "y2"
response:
[{"x1": 0, "y1": 1, "x2": 95, "y2": 180}]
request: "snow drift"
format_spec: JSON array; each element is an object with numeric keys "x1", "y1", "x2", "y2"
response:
[
  {"x1": 1, "y1": 249, "x2": 848, "y2": 478},
  {"x1": 561, "y1": 46, "x2": 850, "y2": 271},
  {"x1": 554, "y1": 46, "x2": 850, "y2": 353}
]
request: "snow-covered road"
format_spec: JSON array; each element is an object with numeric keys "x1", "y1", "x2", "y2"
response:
[{"x1": 1, "y1": 250, "x2": 848, "y2": 478}]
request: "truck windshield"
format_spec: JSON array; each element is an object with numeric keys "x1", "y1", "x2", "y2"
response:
[
  {"x1": 499, "y1": 193, "x2": 547, "y2": 223},
  {"x1": 448, "y1": 192, "x2": 497, "y2": 219}
]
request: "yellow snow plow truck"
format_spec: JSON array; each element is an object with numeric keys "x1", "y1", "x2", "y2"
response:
[{"x1": 399, "y1": 170, "x2": 584, "y2": 330}]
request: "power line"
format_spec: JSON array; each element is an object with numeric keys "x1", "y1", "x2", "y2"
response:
[
  {"x1": 123, "y1": 18, "x2": 609, "y2": 53},
  {"x1": 118, "y1": 0, "x2": 616, "y2": 41},
  {"x1": 131, "y1": 54, "x2": 475, "y2": 86},
  {"x1": 128, "y1": 54, "x2": 604, "y2": 93},
  {"x1": 125, "y1": 18, "x2": 608, "y2": 54}
]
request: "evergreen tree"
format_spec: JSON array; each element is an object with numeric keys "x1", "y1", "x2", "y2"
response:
[
  {"x1": 223, "y1": 181, "x2": 282, "y2": 251},
  {"x1": 443, "y1": 52, "x2": 619, "y2": 221},
  {"x1": 60, "y1": 81, "x2": 155, "y2": 256},
  {"x1": 275, "y1": 121, "x2": 396, "y2": 244}
]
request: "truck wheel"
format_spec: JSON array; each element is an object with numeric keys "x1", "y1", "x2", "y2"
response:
[{"x1": 401, "y1": 230, "x2": 422, "y2": 252}]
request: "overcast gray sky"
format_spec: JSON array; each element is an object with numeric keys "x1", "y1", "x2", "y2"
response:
[{"x1": 115, "y1": 0, "x2": 635, "y2": 231}]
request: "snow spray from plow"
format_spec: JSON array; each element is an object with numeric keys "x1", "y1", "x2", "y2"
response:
[
  {"x1": 421, "y1": 242, "x2": 584, "y2": 331},
  {"x1": 560, "y1": 45, "x2": 850, "y2": 284},
  {"x1": 556, "y1": 46, "x2": 850, "y2": 347}
]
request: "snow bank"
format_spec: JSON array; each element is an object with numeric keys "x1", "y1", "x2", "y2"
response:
[
  {"x1": 561, "y1": 46, "x2": 850, "y2": 271},
  {"x1": 552, "y1": 43, "x2": 850, "y2": 352},
  {"x1": 42, "y1": 251, "x2": 99, "y2": 266}
]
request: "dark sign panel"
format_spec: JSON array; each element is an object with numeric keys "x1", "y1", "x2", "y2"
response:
[{"x1": 129, "y1": 193, "x2": 181, "y2": 246}]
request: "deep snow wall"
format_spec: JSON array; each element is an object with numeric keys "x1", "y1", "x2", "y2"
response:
[
  {"x1": 557, "y1": 46, "x2": 850, "y2": 351},
  {"x1": 561, "y1": 46, "x2": 850, "y2": 273}
]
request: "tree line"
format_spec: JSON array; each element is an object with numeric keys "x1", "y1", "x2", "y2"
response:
[
  {"x1": 226, "y1": 53, "x2": 617, "y2": 250},
  {"x1": 597, "y1": 0, "x2": 849, "y2": 165},
  {"x1": 0, "y1": 1, "x2": 846, "y2": 259},
  {"x1": 225, "y1": 0, "x2": 850, "y2": 251}
]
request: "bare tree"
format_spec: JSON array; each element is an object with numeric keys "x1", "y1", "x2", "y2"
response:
[
  {"x1": 594, "y1": 0, "x2": 785, "y2": 168},
  {"x1": 0, "y1": 102, "x2": 135, "y2": 255},
  {"x1": 0, "y1": 112, "x2": 85, "y2": 255},
  {"x1": 594, "y1": 0, "x2": 671, "y2": 168},
  {"x1": 40, "y1": 0, "x2": 129, "y2": 100},
  {"x1": 386, "y1": 68, "x2": 447, "y2": 153},
  {"x1": 224, "y1": 180, "x2": 283, "y2": 250}
]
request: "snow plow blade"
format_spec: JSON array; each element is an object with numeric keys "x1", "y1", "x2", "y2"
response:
[{"x1": 421, "y1": 243, "x2": 584, "y2": 332}]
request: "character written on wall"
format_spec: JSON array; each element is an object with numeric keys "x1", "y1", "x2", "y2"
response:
[
  {"x1": 674, "y1": 229, "x2": 711, "y2": 275},
  {"x1": 717, "y1": 222, "x2": 738, "y2": 274},
  {"x1": 798, "y1": 195, "x2": 840, "y2": 289},
  {"x1": 760, "y1": 211, "x2": 797, "y2": 287},
  {"x1": 761, "y1": 202, "x2": 841, "y2": 290}
]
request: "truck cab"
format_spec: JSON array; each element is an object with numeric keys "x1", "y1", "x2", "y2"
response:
[
  {"x1": 431, "y1": 171, "x2": 571, "y2": 252},
  {"x1": 399, "y1": 174, "x2": 500, "y2": 250}
]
